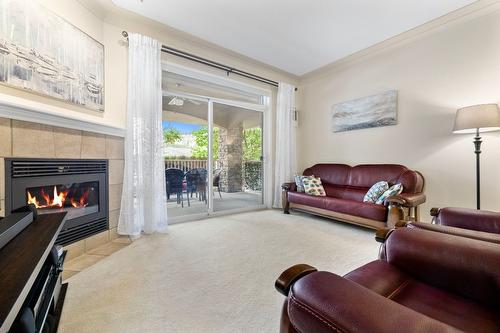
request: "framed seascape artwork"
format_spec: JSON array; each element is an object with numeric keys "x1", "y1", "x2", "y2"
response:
[
  {"x1": 0, "y1": 0, "x2": 104, "y2": 111},
  {"x1": 332, "y1": 90, "x2": 397, "y2": 133}
]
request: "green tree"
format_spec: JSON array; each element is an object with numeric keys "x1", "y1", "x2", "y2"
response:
[
  {"x1": 243, "y1": 127, "x2": 262, "y2": 161},
  {"x1": 192, "y1": 126, "x2": 219, "y2": 160},
  {"x1": 163, "y1": 127, "x2": 182, "y2": 145}
]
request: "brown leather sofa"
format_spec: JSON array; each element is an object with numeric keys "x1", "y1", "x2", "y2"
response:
[
  {"x1": 275, "y1": 227, "x2": 500, "y2": 333},
  {"x1": 282, "y1": 164, "x2": 425, "y2": 229}
]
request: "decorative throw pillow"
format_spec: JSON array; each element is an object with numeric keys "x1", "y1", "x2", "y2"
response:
[
  {"x1": 294, "y1": 175, "x2": 311, "y2": 193},
  {"x1": 376, "y1": 183, "x2": 404, "y2": 205},
  {"x1": 302, "y1": 176, "x2": 326, "y2": 196},
  {"x1": 363, "y1": 181, "x2": 389, "y2": 203}
]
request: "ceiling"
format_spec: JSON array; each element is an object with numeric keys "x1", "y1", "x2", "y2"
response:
[
  {"x1": 162, "y1": 96, "x2": 262, "y2": 129},
  {"x1": 111, "y1": 0, "x2": 475, "y2": 76}
]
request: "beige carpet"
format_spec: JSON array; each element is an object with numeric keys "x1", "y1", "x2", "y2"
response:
[{"x1": 59, "y1": 210, "x2": 379, "y2": 333}]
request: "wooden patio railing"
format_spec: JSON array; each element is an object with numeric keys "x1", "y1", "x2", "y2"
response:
[{"x1": 165, "y1": 159, "x2": 209, "y2": 172}]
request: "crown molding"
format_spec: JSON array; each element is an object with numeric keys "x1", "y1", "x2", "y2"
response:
[{"x1": 300, "y1": 0, "x2": 500, "y2": 84}]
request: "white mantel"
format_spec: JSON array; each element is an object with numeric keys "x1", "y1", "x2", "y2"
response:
[{"x1": 0, "y1": 93, "x2": 125, "y2": 137}]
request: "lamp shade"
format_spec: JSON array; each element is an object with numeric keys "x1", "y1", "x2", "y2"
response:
[{"x1": 453, "y1": 104, "x2": 500, "y2": 134}]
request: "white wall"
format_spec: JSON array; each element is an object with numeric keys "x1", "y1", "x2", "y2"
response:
[
  {"x1": 0, "y1": 0, "x2": 298, "y2": 207},
  {"x1": 297, "y1": 7, "x2": 500, "y2": 220},
  {"x1": 0, "y1": 0, "x2": 298, "y2": 131}
]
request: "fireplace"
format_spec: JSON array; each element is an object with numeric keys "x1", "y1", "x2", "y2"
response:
[{"x1": 5, "y1": 158, "x2": 109, "y2": 245}]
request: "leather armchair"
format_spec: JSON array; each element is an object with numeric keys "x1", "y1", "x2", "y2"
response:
[
  {"x1": 405, "y1": 221, "x2": 500, "y2": 244},
  {"x1": 431, "y1": 207, "x2": 500, "y2": 234},
  {"x1": 276, "y1": 227, "x2": 500, "y2": 333}
]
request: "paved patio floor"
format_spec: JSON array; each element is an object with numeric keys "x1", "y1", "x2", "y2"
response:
[{"x1": 167, "y1": 191, "x2": 262, "y2": 218}]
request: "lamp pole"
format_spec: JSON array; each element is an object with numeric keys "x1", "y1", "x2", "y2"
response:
[
  {"x1": 453, "y1": 104, "x2": 500, "y2": 210},
  {"x1": 473, "y1": 128, "x2": 481, "y2": 210}
]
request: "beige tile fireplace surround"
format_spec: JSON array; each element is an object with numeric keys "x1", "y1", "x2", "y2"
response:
[{"x1": 0, "y1": 117, "x2": 125, "y2": 262}]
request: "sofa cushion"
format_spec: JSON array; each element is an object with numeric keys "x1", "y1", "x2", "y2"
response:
[
  {"x1": 363, "y1": 181, "x2": 389, "y2": 203},
  {"x1": 347, "y1": 164, "x2": 407, "y2": 188},
  {"x1": 391, "y1": 279, "x2": 499, "y2": 333},
  {"x1": 335, "y1": 187, "x2": 367, "y2": 202},
  {"x1": 289, "y1": 191, "x2": 387, "y2": 221},
  {"x1": 375, "y1": 183, "x2": 403, "y2": 205},
  {"x1": 303, "y1": 164, "x2": 351, "y2": 187},
  {"x1": 319, "y1": 184, "x2": 375, "y2": 202},
  {"x1": 294, "y1": 175, "x2": 307, "y2": 192},
  {"x1": 323, "y1": 197, "x2": 387, "y2": 221},
  {"x1": 302, "y1": 164, "x2": 424, "y2": 195},
  {"x1": 345, "y1": 260, "x2": 499, "y2": 333},
  {"x1": 321, "y1": 184, "x2": 348, "y2": 198},
  {"x1": 288, "y1": 192, "x2": 327, "y2": 210},
  {"x1": 384, "y1": 228, "x2": 500, "y2": 307},
  {"x1": 302, "y1": 176, "x2": 326, "y2": 196},
  {"x1": 344, "y1": 260, "x2": 410, "y2": 297}
]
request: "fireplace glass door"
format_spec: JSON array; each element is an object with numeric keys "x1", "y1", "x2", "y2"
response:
[{"x1": 26, "y1": 181, "x2": 99, "y2": 220}]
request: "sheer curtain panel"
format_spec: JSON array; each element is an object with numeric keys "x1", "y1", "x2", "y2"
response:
[
  {"x1": 118, "y1": 33, "x2": 168, "y2": 236},
  {"x1": 273, "y1": 82, "x2": 297, "y2": 208}
]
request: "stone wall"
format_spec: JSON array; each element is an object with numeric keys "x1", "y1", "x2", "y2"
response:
[
  {"x1": 218, "y1": 125, "x2": 243, "y2": 192},
  {"x1": 0, "y1": 117, "x2": 124, "y2": 259}
]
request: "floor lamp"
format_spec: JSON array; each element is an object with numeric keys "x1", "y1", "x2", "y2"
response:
[{"x1": 453, "y1": 104, "x2": 500, "y2": 210}]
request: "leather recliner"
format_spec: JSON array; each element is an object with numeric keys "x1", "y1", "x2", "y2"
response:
[
  {"x1": 431, "y1": 207, "x2": 500, "y2": 234},
  {"x1": 275, "y1": 227, "x2": 500, "y2": 333},
  {"x1": 391, "y1": 207, "x2": 500, "y2": 244}
]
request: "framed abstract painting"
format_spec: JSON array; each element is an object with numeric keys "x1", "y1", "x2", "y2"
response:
[
  {"x1": 0, "y1": 0, "x2": 104, "y2": 111},
  {"x1": 332, "y1": 90, "x2": 397, "y2": 132}
]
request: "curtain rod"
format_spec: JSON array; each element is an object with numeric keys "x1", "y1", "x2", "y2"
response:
[{"x1": 122, "y1": 31, "x2": 297, "y2": 91}]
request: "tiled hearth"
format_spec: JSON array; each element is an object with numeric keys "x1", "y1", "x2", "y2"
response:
[{"x1": 0, "y1": 117, "x2": 127, "y2": 264}]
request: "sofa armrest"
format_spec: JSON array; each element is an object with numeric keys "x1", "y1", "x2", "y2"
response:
[
  {"x1": 287, "y1": 271, "x2": 458, "y2": 333},
  {"x1": 375, "y1": 227, "x2": 393, "y2": 243},
  {"x1": 386, "y1": 193, "x2": 426, "y2": 207},
  {"x1": 281, "y1": 182, "x2": 296, "y2": 214},
  {"x1": 275, "y1": 264, "x2": 317, "y2": 296},
  {"x1": 281, "y1": 182, "x2": 296, "y2": 192}
]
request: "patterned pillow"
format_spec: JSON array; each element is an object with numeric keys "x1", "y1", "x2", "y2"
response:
[
  {"x1": 376, "y1": 183, "x2": 404, "y2": 205},
  {"x1": 294, "y1": 175, "x2": 311, "y2": 193},
  {"x1": 363, "y1": 181, "x2": 389, "y2": 203},
  {"x1": 302, "y1": 176, "x2": 326, "y2": 196}
]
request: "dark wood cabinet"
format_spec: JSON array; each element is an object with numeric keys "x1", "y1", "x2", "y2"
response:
[{"x1": 0, "y1": 212, "x2": 67, "y2": 333}]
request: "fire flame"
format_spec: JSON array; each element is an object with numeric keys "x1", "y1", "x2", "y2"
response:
[
  {"x1": 71, "y1": 189, "x2": 90, "y2": 208},
  {"x1": 27, "y1": 186, "x2": 90, "y2": 209}
]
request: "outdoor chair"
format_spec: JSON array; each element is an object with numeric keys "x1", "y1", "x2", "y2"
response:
[
  {"x1": 185, "y1": 168, "x2": 207, "y2": 204},
  {"x1": 165, "y1": 168, "x2": 187, "y2": 207},
  {"x1": 213, "y1": 168, "x2": 222, "y2": 198}
]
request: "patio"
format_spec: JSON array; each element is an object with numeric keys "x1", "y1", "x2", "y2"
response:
[{"x1": 167, "y1": 191, "x2": 262, "y2": 218}]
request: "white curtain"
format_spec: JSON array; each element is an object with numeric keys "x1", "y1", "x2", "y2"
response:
[
  {"x1": 273, "y1": 82, "x2": 297, "y2": 208},
  {"x1": 118, "y1": 33, "x2": 168, "y2": 237}
]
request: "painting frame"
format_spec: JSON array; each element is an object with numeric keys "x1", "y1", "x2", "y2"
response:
[
  {"x1": 331, "y1": 90, "x2": 398, "y2": 133},
  {"x1": 0, "y1": 0, "x2": 105, "y2": 112}
]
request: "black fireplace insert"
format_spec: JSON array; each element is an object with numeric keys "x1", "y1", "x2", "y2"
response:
[{"x1": 5, "y1": 158, "x2": 109, "y2": 245}]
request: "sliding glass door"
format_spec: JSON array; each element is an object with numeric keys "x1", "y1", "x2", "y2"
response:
[
  {"x1": 163, "y1": 95, "x2": 209, "y2": 220},
  {"x1": 162, "y1": 69, "x2": 268, "y2": 222},
  {"x1": 212, "y1": 102, "x2": 263, "y2": 212}
]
